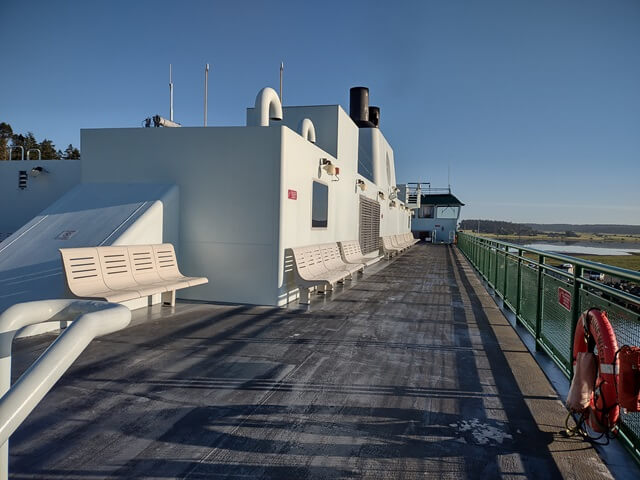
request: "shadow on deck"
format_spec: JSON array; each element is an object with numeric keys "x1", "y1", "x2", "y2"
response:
[{"x1": 8, "y1": 244, "x2": 620, "y2": 479}]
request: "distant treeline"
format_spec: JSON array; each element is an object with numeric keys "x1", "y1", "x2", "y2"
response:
[
  {"x1": 525, "y1": 224, "x2": 640, "y2": 235},
  {"x1": 460, "y1": 220, "x2": 640, "y2": 235},
  {"x1": 0, "y1": 121, "x2": 80, "y2": 160},
  {"x1": 459, "y1": 220, "x2": 538, "y2": 235}
]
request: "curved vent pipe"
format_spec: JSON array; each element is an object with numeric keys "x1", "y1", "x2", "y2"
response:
[
  {"x1": 255, "y1": 87, "x2": 283, "y2": 126},
  {"x1": 298, "y1": 118, "x2": 316, "y2": 143}
]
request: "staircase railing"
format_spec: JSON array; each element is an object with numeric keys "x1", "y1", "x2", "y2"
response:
[
  {"x1": 0, "y1": 300, "x2": 131, "y2": 480},
  {"x1": 457, "y1": 232, "x2": 640, "y2": 463}
]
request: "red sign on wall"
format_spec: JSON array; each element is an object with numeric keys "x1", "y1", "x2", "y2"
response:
[
  {"x1": 558, "y1": 287, "x2": 572, "y2": 312},
  {"x1": 287, "y1": 189, "x2": 297, "y2": 200}
]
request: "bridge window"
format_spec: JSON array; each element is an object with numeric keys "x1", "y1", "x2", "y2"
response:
[
  {"x1": 418, "y1": 206, "x2": 434, "y2": 218},
  {"x1": 312, "y1": 181, "x2": 329, "y2": 228},
  {"x1": 436, "y1": 206, "x2": 459, "y2": 219}
]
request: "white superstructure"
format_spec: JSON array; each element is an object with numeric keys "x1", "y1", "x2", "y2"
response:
[{"x1": 0, "y1": 86, "x2": 411, "y2": 308}]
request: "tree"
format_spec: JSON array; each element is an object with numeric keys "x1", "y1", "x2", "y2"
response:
[
  {"x1": 0, "y1": 122, "x2": 13, "y2": 161},
  {"x1": 39, "y1": 139, "x2": 60, "y2": 159},
  {"x1": 63, "y1": 144, "x2": 80, "y2": 159},
  {"x1": 11, "y1": 132, "x2": 38, "y2": 159}
]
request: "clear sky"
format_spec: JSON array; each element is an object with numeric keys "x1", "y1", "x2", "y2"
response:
[{"x1": 1, "y1": 0, "x2": 638, "y2": 224}]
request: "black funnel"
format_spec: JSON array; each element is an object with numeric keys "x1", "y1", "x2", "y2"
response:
[
  {"x1": 350, "y1": 87, "x2": 374, "y2": 127},
  {"x1": 369, "y1": 106, "x2": 380, "y2": 128}
]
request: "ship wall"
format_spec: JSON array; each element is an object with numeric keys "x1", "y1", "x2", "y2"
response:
[
  {"x1": 81, "y1": 126, "x2": 283, "y2": 305},
  {"x1": 275, "y1": 107, "x2": 411, "y2": 304},
  {"x1": 0, "y1": 160, "x2": 81, "y2": 237}
]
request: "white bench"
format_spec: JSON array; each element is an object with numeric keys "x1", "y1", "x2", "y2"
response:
[
  {"x1": 60, "y1": 244, "x2": 208, "y2": 307},
  {"x1": 319, "y1": 242, "x2": 364, "y2": 277},
  {"x1": 290, "y1": 243, "x2": 362, "y2": 304},
  {"x1": 338, "y1": 240, "x2": 382, "y2": 267},
  {"x1": 380, "y1": 236, "x2": 401, "y2": 258}
]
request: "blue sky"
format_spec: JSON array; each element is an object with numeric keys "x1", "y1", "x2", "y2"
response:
[{"x1": 1, "y1": 0, "x2": 638, "y2": 224}]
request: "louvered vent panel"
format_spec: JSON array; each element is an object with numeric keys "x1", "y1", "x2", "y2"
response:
[{"x1": 359, "y1": 196, "x2": 380, "y2": 254}]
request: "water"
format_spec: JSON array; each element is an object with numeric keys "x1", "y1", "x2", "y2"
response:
[{"x1": 521, "y1": 243, "x2": 640, "y2": 256}]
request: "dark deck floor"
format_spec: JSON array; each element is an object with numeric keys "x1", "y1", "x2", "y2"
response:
[{"x1": 9, "y1": 244, "x2": 621, "y2": 479}]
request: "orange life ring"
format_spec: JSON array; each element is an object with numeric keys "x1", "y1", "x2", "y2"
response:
[{"x1": 572, "y1": 309, "x2": 619, "y2": 433}]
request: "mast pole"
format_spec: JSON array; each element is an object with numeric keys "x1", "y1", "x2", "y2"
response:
[
  {"x1": 204, "y1": 63, "x2": 209, "y2": 126},
  {"x1": 169, "y1": 64, "x2": 174, "y2": 122}
]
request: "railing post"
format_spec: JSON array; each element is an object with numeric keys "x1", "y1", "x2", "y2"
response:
[
  {"x1": 534, "y1": 254, "x2": 544, "y2": 351},
  {"x1": 515, "y1": 248, "x2": 522, "y2": 322},
  {"x1": 568, "y1": 264, "x2": 583, "y2": 380},
  {"x1": 493, "y1": 243, "x2": 498, "y2": 288},
  {"x1": 503, "y1": 247, "x2": 509, "y2": 301}
]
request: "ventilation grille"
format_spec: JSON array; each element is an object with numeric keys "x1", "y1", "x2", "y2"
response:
[
  {"x1": 359, "y1": 196, "x2": 380, "y2": 254},
  {"x1": 18, "y1": 171, "x2": 27, "y2": 189}
]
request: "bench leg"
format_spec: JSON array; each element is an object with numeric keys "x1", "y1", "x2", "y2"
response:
[
  {"x1": 162, "y1": 290, "x2": 176, "y2": 306},
  {"x1": 299, "y1": 288, "x2": 310, "y2": 305}
]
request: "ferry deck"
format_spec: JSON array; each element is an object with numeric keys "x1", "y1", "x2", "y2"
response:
[{"x1": 9, "y1": 244, "x2": 634, "y2": 479}]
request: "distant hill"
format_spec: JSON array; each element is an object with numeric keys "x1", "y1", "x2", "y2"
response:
[
  {"x1": 459, "y1": 220, "x2": 640, "y2": 235},
  {"x1": 525, "y1": 224, "x2": 640, "y2": 235}
]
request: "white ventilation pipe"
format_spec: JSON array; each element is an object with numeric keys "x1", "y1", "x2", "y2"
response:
[
  {"x1": 255, "y1": 87, "x2": 283, "y2": 126},
  {"x1": 0, "y1": 300, "x2": 131, "y2": 480},
  {"x1": 298, "y1": 118, "x2": 316, "y2": 143}
]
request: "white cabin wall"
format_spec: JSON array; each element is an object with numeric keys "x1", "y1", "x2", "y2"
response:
[
  {"x1": 250, "y1": 105, "x2": 340, "y2": 159},
  {"x1": 0, "y1": 160, "x2": 81, "y2": 236},
  {"x1": 81, "y1": 127, "x2": 282, "y2": 306}
]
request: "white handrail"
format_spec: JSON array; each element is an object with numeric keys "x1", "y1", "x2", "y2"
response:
[{"x1": 0, "y1": 300, "x2": 131, "y2": 480}]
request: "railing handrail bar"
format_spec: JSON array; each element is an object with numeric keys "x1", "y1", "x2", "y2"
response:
[
  {"x1": 461, "y1": 233, "x2": 640, "y2": 283},
  {"x1": 25, "y1": 148, "x2": 41, "y2": 161},
  {"x1": 0, "y1": 300, "x2": 131, "y2": 480},
  {"x1": 7, "y1": 147, "x2": 23, "y2": 161}
]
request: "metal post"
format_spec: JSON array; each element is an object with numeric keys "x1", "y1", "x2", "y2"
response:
[
  {"x1": 515, "y1": 248, "x2": 522, "y2": 321},
  {"x1": 279, "y1": 61, "x2": 283, "y2": 103},
  {"x1": 568, "y1": 264, "x2": 583, "y2": 379},
  {"x1": 501, "y1": 247, "x2": 507, "y2": 300},
  {"x1": 534, "y1": 254, "x2": 544, "y2": 351},
  {"x1": 169, "y1": 64, "x2": 174, "y2": 122},
  {"x1": 204, "y1": 63, "x2": 209, "y2": 127}
]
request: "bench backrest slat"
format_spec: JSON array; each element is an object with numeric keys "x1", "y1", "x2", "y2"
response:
[
  {"x1": 319, "y1": 243, "x2": 345, "y2": 271},
  {"x1": 60, "y1": 247, "x2": 110, "y2": 297},
  {"x1": 97, "y1": 246, "x2": 137, "y2": 291},
  {"x1": 152, "y1": 244, "x2": 185, "y2": 280},
  {"x1": 128, "y1": 245, "x2": 164, "y2": 285}
]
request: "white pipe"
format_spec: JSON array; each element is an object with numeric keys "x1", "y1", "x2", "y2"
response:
[
  {"x1": 298, "y1": 118, "x2": 316, "y2": 143},
  {"x1": 254, "y1": 87, "x2": 283, "y2": 126},
  {"x1": 0, "y1": 300, "x2": 131, "y2": 479}
]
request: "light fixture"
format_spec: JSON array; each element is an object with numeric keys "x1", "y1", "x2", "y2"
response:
[
  {"x1": 356, "y1": 179, "x2": 366, "y2": 191},
  {"x1": 320, "y1": 158, "x2": 339, "y2": 176},
  {"x1": 29, "y1": 166, "x2": 49, "y2": 177},
  {"x1": 378, "y1": 191, "x2": 385, "y2": 200},
  {"x1": 389, "y1": 200, "x2": 397, "y2": 208}
]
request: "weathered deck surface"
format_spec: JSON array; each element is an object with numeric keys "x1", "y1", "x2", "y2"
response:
[{"x1": 10, "y1": 244, "x2": 617, "y2": 479}]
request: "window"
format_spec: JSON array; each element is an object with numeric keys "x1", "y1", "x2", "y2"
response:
[
  {"x1": 357, "y1": 142, "x2": 375, "y2": 182},
  {"x1": 436, "y1": 206, "x2": 459, "y2": 219},
  {"x1": 418, "y1": 205, "x2": 434, "y2": 218},
  {"x1": 312, "y1": 181, "x2": 329, "y2": 228}
]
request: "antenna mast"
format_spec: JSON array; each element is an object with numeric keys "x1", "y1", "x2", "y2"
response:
[
  {"x1": 204, "y1": 63, "x2": 209, "y2": 127},
  {"x1": 169, "y1": 64, "x2": 174, "y2": 121},
  {"x1": 279, "y1": 61, "x2": 284, "y2": 103}
]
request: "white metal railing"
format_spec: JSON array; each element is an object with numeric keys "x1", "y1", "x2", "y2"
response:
[{"x1": 0, "y1": 300, "x2": 131, "y2": 480}]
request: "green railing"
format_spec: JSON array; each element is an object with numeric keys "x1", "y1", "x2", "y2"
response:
[{"x1": 457, "y1": 232, "x2": 640, "y2": 462}]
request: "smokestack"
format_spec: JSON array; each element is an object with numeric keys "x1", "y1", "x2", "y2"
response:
[
  {"x1": 369, "y1": 106, "x2": 380, "y2": 128},
  {"x1": 349, "y1": 87, "x2": 374, "y2": 128}
]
